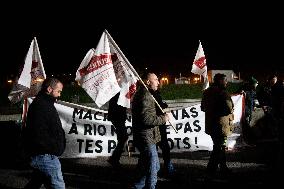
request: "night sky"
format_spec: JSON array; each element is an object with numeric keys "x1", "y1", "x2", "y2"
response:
[{"x1": 1, "y1": 4, "x2": 283, "y2": 82}]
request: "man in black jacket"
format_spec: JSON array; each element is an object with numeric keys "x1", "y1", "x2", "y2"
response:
[
  {"x1": 201, "y1": 73, "x2": 234, "y2": 177},
  {"x1": 107, "y1": 92, "x2": 128, "y2": 168},
  {"x1": 23, "y1": 77, "x2": 66, "y2": 189},
  {"x1": 153, "y1": 89, "x2": 176, "y2": 177}
]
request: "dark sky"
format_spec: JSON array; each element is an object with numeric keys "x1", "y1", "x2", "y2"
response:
[{"x1": 1, "y1": 4, "x2": 283, "y2": 81}]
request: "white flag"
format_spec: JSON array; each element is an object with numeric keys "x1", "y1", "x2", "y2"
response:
[
  {"x1": 191, "y1": 41, "x2": 209, "y2": 90},
  {"x1": 75, "y1": 30, "x2": 138, "y2": 108},
  {"x1": 75, "y1": 32, "x2": 121, "y2": 108},
  {"x1": 8, "y1": 37, "x2": 46, "y2": 103},
  {"x1": 106, "y1": 31, "x2": 138, "y2": 108}
]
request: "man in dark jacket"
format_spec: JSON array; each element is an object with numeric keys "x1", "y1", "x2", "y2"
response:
[
  {"x1": 131, "y1": 72, "x2": 169, "y2": 189},
  {"x1": 201, "y1": 73, "x2": 234, "y2": 177},
  {"x1": 257, "y1": 75, "x2": 278, "y2": 137},
  {"x1": 23, "y1": 77, "x2": 66, "y2": 189},
  {"x1": 107, "y1": 92, "x2": 128, "y2": 168},
  {"x1": 153, "y1": 89, "x2": 175, "y2": 177}
]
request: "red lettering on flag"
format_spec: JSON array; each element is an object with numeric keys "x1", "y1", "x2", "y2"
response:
[
  {"x1": 125, "y1": 82, "x2": 137, "y2": 99},
  {"x1": 194, "y1": 57, "x2": 206, "y2": 69},
  {"x1": 79, "y1": 54, "x2": 113, "y2": 76}
]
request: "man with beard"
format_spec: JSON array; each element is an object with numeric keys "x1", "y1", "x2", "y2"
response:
[{"x1": 23, "y1": 77, "x2": 66, "y2": 189}]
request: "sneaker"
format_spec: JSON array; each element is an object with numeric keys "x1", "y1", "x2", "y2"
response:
[{"x1": 165, "y1": 162, "x2": 176, "y2": 177}]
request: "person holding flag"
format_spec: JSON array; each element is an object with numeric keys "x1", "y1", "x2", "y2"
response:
[
  {"x1": 75, "y1": 29, "x2": 139, "y2": 169},
  {"x1": 75, "y1": 31, "x2": 175, "y2": 187},
  {"x1": 191, "y1": 40, "x2": 209, "y2": 90},
  {"x1": 131, "y1": 72, "x2": 170, "y2": 189},
  {"x1": 107, "y1": 92, "x2": 128, "y2": 168},
  {"x1": 153, "y1": 88, "x2": 176, "y2": 177}
]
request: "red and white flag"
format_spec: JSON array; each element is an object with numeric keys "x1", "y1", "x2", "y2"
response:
[
  {"x1": 75, "y1": 30, "x2": 138, "y2": 108},
  {"x1": 8, "y1": 37, "x2": 46, "y2": 103},
  {"x1": 106, "y1": 31, "x2": 138, "y2": 108},
  {"x1": 191, "y1": 41, "x2": 209, "y2": 90}
]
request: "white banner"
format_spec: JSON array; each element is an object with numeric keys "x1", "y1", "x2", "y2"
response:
[{"x1": 27, "y1": 94, "x2": 244, "y2": 158}]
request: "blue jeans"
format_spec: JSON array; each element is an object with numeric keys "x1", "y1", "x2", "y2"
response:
[
  {"x1": 134, "y1": 144, "x2": 160, "y2": 189},
  {"x1": 24, "y1": 154, "x2": 65, "y2": 189}
]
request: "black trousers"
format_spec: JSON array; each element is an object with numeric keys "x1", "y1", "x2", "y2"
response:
[
  {"x1": 110, "y1": 120, "x2": 128, "y2": 162},
  {"x1": 207, "y1": 133, "x2": 227, "y2": 172},
  {"x1": 157, "y1": 125, "x2": 171, "y2": 166}
]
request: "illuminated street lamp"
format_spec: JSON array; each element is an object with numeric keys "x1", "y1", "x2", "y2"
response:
[
  {"x1": 35, "y1": 78, "x2": 44, "y2": 82},
  {"x1": 193, "y1": 77, "x2": 200, "y2": 83},
  {"x1": 161, "y1": 77, "x2": 169, "y2": 85}
]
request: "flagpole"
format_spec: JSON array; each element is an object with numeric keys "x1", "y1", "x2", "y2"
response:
[{"x1": 105, "y1": 30, "x2": 178, "y2": 133}]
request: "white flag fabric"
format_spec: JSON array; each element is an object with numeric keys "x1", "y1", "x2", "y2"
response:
[
  {"x1": 106, "y1": 31, "x2": 138, "y2": 108},
  {"x1": 8, "y1": 37, "x2": 46, "y2": 103},
  {"x1": 110, "y1": 52, "x2": 137, "y2": 108},
  {"x1": 75, "y1": 32, "x2": 121, "y2": 108},
  {"x1": 75, "y1": 30, "x2": 138, "y2": 108},
  {"x1": 191, "y1": 41, "x2": 209, "y2": 90}
]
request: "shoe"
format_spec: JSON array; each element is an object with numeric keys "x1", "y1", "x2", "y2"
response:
[
  {"x1": 165, "y1": 162, "x2": 176, "y2": 177},
  {"x1": 107, "y1": 158, "x2": 122, "y2": 168}
]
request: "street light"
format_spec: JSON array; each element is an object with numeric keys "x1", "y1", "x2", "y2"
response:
[
  {"x1": 194, "y1": 77, "x2": 200, "y2": 83},
  {"x1": 161, "y1": 77, "x2": 169, "y2": 85},
  {"x1": 35, "y1": 78, "x2": 44, "y2": 82}
]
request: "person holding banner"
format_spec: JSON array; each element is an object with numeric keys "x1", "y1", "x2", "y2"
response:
[
  {"x1": 131, "y1": 72, "x2": 170, "y2": 189},
  {"x1": 23, "y1": 78, "x2": 66, "y2": 189},
  {"x1": 153, "y1": 89, "x2": 176, "y2": 177},
  {"x1": 107, "y1": 92, "x2": 128, "y2": 168},
  {"x1": 201, "y1": 73, "x2": 234, "y2": 177},
  {"x1": 237, "y1": 76, "x2": 258, "y2": 144}
]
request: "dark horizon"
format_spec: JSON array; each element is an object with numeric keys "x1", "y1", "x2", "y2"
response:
[
  {"x1": 1, "y1": 6, "x2": 283, "y2": 83},
  {"x1": 1, "y1": 32, "x2": 283, "y2": 77}
]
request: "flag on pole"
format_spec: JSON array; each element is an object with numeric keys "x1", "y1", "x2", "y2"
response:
[
  {"x1": 75, "y1": 30, "x2": 138, "y2": 108},
  {"x1": 110, "y1": 52, "x2": 137, "y2": 108},
  {"x1": 191, "y1": 41, "x2": 209, "y2": 90},
  {"x1": 8, "y1": 37, "x2": 46, "y2": 103},
  {"x1": 106, "y1": 31, "x2": 138, "y2": 108}
]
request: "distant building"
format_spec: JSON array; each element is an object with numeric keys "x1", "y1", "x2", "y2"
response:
[
  {"x1": 175, "y1": 77, "x2": 190, "y2": 84},
  {"x1": 208, "y1": 70, "x2": 241, "y2": 83}
]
